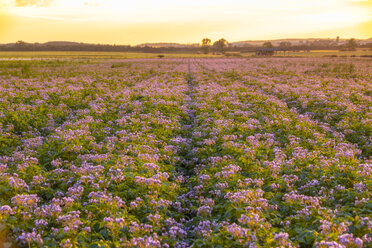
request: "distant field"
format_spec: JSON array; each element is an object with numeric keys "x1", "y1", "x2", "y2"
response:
[
  {"x1": 240, "y1": 49, "x2": 372, "y2": 57},
  {"x1": 0, "y1": 51, "x2": 221, "y2": 59},
  {"x1": 282, "y1": 49, "x2": 372, "y2": 57},
  {"x1": 1, "y1": 50, "x2": 372, "y2": 60}
]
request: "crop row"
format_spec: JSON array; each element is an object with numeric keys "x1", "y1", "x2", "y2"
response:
[{"x1": 0, "y1": 58, "x2": 370, "y2": 248}]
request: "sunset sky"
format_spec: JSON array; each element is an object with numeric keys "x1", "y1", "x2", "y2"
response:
[{"x1": 0, "y1": 0, "x2": 371, "y2": 45}]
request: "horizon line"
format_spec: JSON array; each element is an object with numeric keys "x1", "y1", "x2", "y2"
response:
[{"x1": 2, "y1": 36, "x2": 372, "y2": 46}]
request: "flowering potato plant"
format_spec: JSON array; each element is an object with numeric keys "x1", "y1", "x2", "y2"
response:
[{"x1": 0, "y1": 58, "x2": 370, "y2": 247}]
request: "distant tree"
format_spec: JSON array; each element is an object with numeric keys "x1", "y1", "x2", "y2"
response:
[
  {"x1": 346, "y1": 38, "x2": 358, "y2": 51},
  {"x1": 201, "y1": 38, "x2": 211, "y2": 54},
  {"x1": 279, "y1": 41, "x2": 291, "y2": 49},
  {"x1": 14, "y1": 40, "x2": 29, "y2": 51},
  {"x1": 369, "y1": 42, "x2": 372, "y2": 51},
  {"x1": 336, "y1": 36, "x2": 340, "y2": 43},
  {"x1": 263, "y1": 42, "x2": 273, "y2": 48},
  {"x1": 213, "y1": 38, "x2": 228, "y2": 53}
]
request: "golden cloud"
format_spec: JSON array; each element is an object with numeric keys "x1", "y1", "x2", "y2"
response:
[{"x1": 13, "y1": 0, "x2": 55, "y2": 7}]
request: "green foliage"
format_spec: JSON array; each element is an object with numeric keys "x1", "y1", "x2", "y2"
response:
[
  {"x1": 213, "y1": 39, "x2": 228, "y2": 54},
  {"x1": 0, "y1": 57, "x2": 370, "y2": 248},
  {"x1": 201, "y1": 38, "x2": 212, "y2": 54},
  {"x1": 263, "y1": 42, "x2": 274, "y2": 48}
]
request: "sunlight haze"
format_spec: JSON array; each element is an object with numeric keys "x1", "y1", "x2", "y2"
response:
[{"x1": 0, "y1": 0, "x2": 371, "y2": 44}]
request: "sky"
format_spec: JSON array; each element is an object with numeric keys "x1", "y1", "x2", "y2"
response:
[{"x1": 0, "y1": 0, "x2": 371, "y2": 45}]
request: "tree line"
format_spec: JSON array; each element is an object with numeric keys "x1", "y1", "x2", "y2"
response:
[
  {"x1": 0, "y1": 41, "x2": 198, "y2": 53},
  {"x1": 200, "y1": 38, "x2": 370, "y2": 54},
  {"x1": 261, "y1": 38, "x2": 363, "y2": 51},
  {"x1": 201, "y1": 38, "x2": 229, "y2": 54},
  {"x1": 0, "y1": 39, "x2": 371, "y2": 53}
]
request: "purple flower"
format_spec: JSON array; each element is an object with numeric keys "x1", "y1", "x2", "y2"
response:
[
  {"x1": 17, "y1": 231, "x2": 43, "y2": 245},
  {"x1": 11, "y1": 194, "x2": 39, "y2": 209},
  {"x1": 0, "y1": 205, "x2": 13, "y2": 215}
]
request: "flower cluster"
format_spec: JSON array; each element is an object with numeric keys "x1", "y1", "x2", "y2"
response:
[{"x1": 0, "y1": 57, "x2": 370, "y2": 247}]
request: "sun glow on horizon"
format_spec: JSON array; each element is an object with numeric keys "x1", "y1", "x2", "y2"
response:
[{"x1": 0, "y1": 0, "x2": 371, "y2": 44}]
